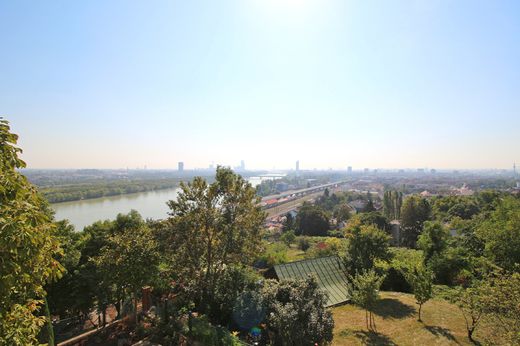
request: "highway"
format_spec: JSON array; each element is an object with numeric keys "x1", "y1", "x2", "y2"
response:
[{"x1": 261, "y1": 181, "x2": 349, "y2": 218}]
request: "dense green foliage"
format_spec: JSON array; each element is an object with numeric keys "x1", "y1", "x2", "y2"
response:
[
  {"x1": 0, "y1": 118, "x2": 63, "y2": 345},
  {"x1": 383, "y1": 190, "x2": 403, "y2": 220},
  {"x1": 295, "y1": 202, "x2": 330, "y2": 236},
  {"x1": 163, "y1": 167, "x2": 265, "y2": 316},
  {"x1": 476, "y1": 196, "x2": 520, "y2": 272},
  {"x1": 261, "y1": 277, "x2": 334, "y2": 345},
  {"x1": 352, "y1": 211, "x2": 391, "y2": 232},
  {"x1": 400, "y1": 195, "x2": 432, "y2": 247},
  {"x1": 343, "y1": 221, "x2": 391, "y2": 274}
]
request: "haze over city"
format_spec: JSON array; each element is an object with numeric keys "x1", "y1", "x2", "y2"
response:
[{"x1": 2, "y1": 0, "x2": 519, "y2": 170}]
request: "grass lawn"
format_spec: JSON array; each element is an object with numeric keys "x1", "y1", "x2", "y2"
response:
[
  {"x1": 332, "y1": 291, "x2": 501, "y2": 345},
  {"x1": 286, "y1": 244, "x2": 305, "y2": 262}
]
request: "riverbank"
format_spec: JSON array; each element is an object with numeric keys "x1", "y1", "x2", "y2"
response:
[{"x1": 41, "y1": 178, "x2": 182, "y2": 203}]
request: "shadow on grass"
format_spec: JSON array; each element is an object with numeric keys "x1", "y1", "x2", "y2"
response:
[
  {"x1": 372, "y1": 298, "x2": 416, "y2": 319},
  {"x1": 353, "y1": 330, "x2": 397, "y2": 346},
  {"x1": 424, "y1": 325, "x2": 462, "y2": 345}
]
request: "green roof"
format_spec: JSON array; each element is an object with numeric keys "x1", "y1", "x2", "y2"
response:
[{"x1": 273, "y1": 256, "x2": 350, "y2": 307}]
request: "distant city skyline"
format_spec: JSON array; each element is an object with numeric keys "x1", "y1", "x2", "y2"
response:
[{"x1": 1, "y1": 1, "x2": 519, "y2": 170}]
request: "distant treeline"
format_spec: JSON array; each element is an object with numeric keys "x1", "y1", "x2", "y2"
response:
[{"x1": 41, "y1": 178, "x2": 181, "y2": 203}]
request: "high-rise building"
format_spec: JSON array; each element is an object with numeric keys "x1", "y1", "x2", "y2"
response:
[
  {"x1": 296, "y1": 160, "x2": 300, "y2": 171},
  {"x1": 178, "y1": 162, "x2": 184, "y2": 172},
  {"x1": 240, "y1": 160, "x2": 245, "y2": 170},
  {"x1": 347, "y1": 166, "x2": 352, "y2": 174}
]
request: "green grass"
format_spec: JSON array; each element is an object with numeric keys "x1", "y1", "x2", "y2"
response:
[
  {"x1": 286, "y1": 244, "x2": 305, "y2": 261},
  {"x1": 332, "y1": 291, "x2": 502, "y2": 345}
]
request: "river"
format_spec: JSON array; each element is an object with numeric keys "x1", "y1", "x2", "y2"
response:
[
  {"x1": 51, "y1": 175, "x2": 281, "y2": 230},
  {"x1": 52, "y1": 187, "x2": 181, "y2": 231}
]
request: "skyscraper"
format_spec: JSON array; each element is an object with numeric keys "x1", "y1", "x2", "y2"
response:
[
  {"x1": 347, "y1": 166, "x2": 352, "y2": 174},
  {"x1": 240, "y1": 160, "x2": 245, "y2": 170},
  {"x1": 296, "y1": 160, "x2": 300, "y2": 172},
  {"x1": 178, "y1": 162, "x2": 184, "y2": 172}
]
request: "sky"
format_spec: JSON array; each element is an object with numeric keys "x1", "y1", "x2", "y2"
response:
[{"x1": 1, "y1": 0, "x2": 519, "y2": 170}]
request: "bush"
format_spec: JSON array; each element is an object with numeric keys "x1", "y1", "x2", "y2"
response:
[
  {"x1": 280, "y1": 230, "x2": 296, "y2": 245},
  {"x1": 297, "y1": 236, "x2": 311, "y2": 251},
  {"x1": 190, "y1": 315, "x2": 242, "y2": 346},
  {"x1": 209, "y1": 265, "x2": 261, "y2": 326},
  {"x1": 305, "y1": 238, "x2": 344, "y2": 259},
  {"x1": 256, "y1": 243, "x2": 288, "y2": 268},
  {"x1": 261, "y1": 277, "x2": 334, "y2": 345},
  {"x1": 379, "y1": 248, "x2": 422, "y2": 292}
]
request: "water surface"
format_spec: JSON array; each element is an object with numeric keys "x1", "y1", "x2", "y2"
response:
[{"x1": 52, "y1": 187, "x2": 180, "y2": 231}]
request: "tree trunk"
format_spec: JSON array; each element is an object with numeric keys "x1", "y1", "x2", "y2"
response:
[
  {"x1": 134, "y1": 293, "x2": 139, "y2": 325},
  {"x1": 102, "y1": 307, "x2": 106, "y2": 327},
  {"x1": 418, "y1": 304, "x2": 422, "y2": 322},
  {"x1": 44, "y1": 297, "x2": 55, "y2": 346},
  {"x1": 467, "y1": 327, "x2": 474, "y2": 342}
]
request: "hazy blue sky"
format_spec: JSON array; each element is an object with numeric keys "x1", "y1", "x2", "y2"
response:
[{"x1": 1, "y1": 0, "x2": 519, "y2": 170}]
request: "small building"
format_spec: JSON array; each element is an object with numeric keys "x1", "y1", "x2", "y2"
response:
[{"x1": 266, "y1": 256, "x2": 350, "y2": 307}]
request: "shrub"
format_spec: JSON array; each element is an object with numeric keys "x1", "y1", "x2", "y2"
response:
[
  {"x1": 209, "y1": 265, "x2": 261, "y2": 326},
  {"x1": 280, "y1": 230, "x2": 296, "y2": 246},
  {"x1": 379, "y1": 248, "x2": 422, "y2": 292},
  {"x1": 297, "y1": 236, "x2": 311, "y2": 251},
  {"x1": 256, "y1": 243, "x2": 288, "y2": 268},
  {"x1": 261, "y1": 277, "x2": 334, "y2": 345}
]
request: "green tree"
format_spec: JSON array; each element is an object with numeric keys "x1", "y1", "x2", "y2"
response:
[
  {"x1": 477, "y1": 197, "x2": 520, "y2": 272},
  {"x1": 417, "y1": 221, "x2": 449, "y2": 263},
  {"x1": 455, "y1": 284, "x2": 489, "y2": 343},
  {"x1": 363, "y1": 192, "x2": 376, "y2": 213},
  {"x1": 46, "y1": 220, "x2": 85, "y2": 319},
  {"x1": 261, "y1": 277, "x2": 334, "y2": 345},
  {"x1": 481, "y1": 271, "x2": 520, "y2": 344},
  {"x1": 210, "y1": 265, "x2": 261, "y2": 326},
  {"x1": 280, "y1": 229, "x2": 296, "y2": 246},
  {"x1": 93, "y1": 222, "x2": 160, "y2": 324},
  {"x1": 344, "y1": 222, "x2": 391, "y2": 274},
  {"x1": 403, "y1": 265, "x2": 433, "y2": 322},
  {"x1": 333, "y1": 203, "x2": 352, "y2": 223},
  {"x1": 282, "y1": 212, "x2": 295, "y2": 232},
  {"x1": 295, "y1": 202, "x2": 330, "y2": 236},
  {"x1": 400, "y1": 196, "x2": 431, "y2": 248},
  {"x1": 348, "y1": 269, "x2": 385, "y2": 331},
  {"x1": 355, "y1": 212, "x2": 391, "y2": 232},
  {"x1": 0, "y1": 118, "x2": 63, "y2": 345},
  {"x1": 165, "y1": 167, "x2": 265, "y2": 316}
]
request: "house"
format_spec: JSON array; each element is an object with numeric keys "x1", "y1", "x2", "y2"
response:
[{"x1": 265, "y1": 256, "x2": 350, "y2": 307}]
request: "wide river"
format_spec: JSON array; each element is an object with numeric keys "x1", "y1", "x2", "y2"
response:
[
  {"x1": 51, "y1": 176, "x2": 278, "y2": 230},
  {"x1": 52, "y1": 188, "x2": 181, "y2": 231}
]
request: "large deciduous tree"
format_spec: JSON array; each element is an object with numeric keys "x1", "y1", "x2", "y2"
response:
[
  {"x1": 476, "y1": 196, "x2": 520, "y2": 272},
  {"x1": 165, "y1": 167, "x2": 265, "y2": 314},
  {"x1": 343, "y1": 221, "x2": 391, "y2": 274},
  {"x1": 295, "y1": 202, "x2": 330, "y2": 236},
  {"x1": 400, "y1": 195, "x2": 431, "y2": 248},
  {"x1": 0, "y1": 118, "x2": 63, "y2": 345},
  {"x1": 93, "y1": 221, "x2": 160, "y2": 325}
]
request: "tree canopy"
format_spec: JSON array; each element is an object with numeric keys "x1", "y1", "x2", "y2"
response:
[
  {"x1": 0, "y1": 118, "x2": 63, "y2": 345},
  {"x1": 164, "y1": 166, "x2": 265, "y2": 314}
]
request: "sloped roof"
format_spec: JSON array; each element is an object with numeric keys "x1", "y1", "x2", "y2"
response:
[{"x1": 273, "y1": 256, "x2": 350, "y2": 307}]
